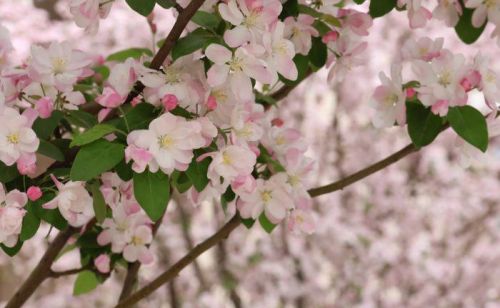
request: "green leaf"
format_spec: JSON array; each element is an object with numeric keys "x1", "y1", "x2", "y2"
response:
[
  {"x1": 259, "y1": 213, "x2": 278, "y2": 233},
  {"x1": 73, "y1": 270, "x2": 100, "y2": 296},
  {"x1": 191, "y1": 11, "x2": 222, "y2": 30},
  {"x1": 171, "y1": 171, "x2": 192, "y2": 193},
  {"x1": 116, "y1": 103, "x2": 158, "y2": 132},
  {"x1": 241, "y1": 217, "x2": 255, "y2": 229},
  {"x1": 32, "y1": 111, "x2": 63, "y2": 139},
  {"x1": 172, "y1": 28, "x2": 221, "y2": 61},
  {"x1": 115, "y1": 160, "x2": 133, "y2": 181},
  {"x1": 156, "y1": 0, "x2": 175, "y2": 8},
  {"x1": 312, "y1": 20, "x2": 331, "y2": 36},
  {"x1": 185, "y1": 157, "x2": 211, "y2": 192},
  {"x1": 307, "y1": 37, "x2": 328, "y2": 68},
  {"x1": 66, "y1": 110, "x2": 98, "y2": 129},
  {"x1": 133, "y1": 170, "x2": 170, "y2": 221},
  {"x1": 369, "y1": 0, "x2": 397, "y2": 18},
  {"x1": 280, "y1": 0, "x2": 299, "y2": 19},
  {"x1": 125, "y1": 0, "x2": 156, "y2": 16},
  {"x1": 1, "y1": 241, "x2": 23, "y2": 257},
  {"x1": 90, "y1": 182, "x2": 107, "y2": 224},
  {"x1": 20, "y1": 202, "x2": 41, "y2": 241},
  {"x1": 406, "y1": 101, "x2": 443, "y2": 148},
  {"x1": 298, "y1": 4, "x2": 321, "y2": 17},
  {"x1": 106, "y1": 48, "x2": 153, "y2": 62},
  {"x1": 447, "y1": 106, "x2": 488, "y2": 152},
  {"x1": 353, "y1": 0, "x2": 366, "y2": 3},
  {"x1": 321, "y1": 14, "x2": 341, "y2": 27},
  {"x1": 70, "y1": 140, "x2": 125, "y2": 181},
  {"x1": 0, "y1": 162, "x2": 19, "y2": 183},
  {"x1": 92, "y1": 65, "x2": 110, "y2": 80},
  {"x1": 38, "y1": 139, "x2": 65, "y2": 161},
  {"x1": 70, "y1": 124, "x2": 118, "y2": 147},
  {"x1": 454, "y1": 1, "x2": 486, "y2": 44}
]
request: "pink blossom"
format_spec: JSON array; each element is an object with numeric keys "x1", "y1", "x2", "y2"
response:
[
  {"x1": 94, "y1": 254, "x2": 110, "y2": 273},
  {"x1": 0, "y1": 185, "x2": 27, "y2": 247},
  {"x1": 27, "y1": 186, "x2": 42, "y2": 202},
  {"x1": 262, "y1": 21, "x2": 298, "y2": 82},
  {"x1": 0, "y1": 107, "x2": 39, "y2": 167},
  {"x1": 465, "y1": 0, "x2": 500, "y2": 28},
  {"x1": 161, "y1": 94, "x2": 178, "y2": 111},
  {"x1": 16, "y1": 153, "x2": 37, "y2": 176},
  {"x1": 398, "y1": 0, "x2": 432, "y2": 29},
  {"x1": 126, "y1": 113, "x2": 206, "y2": 175},
  {"x1": 0, "y1": 24, "x2": 13, "y2": 68},
  {"x1": 70, "y1": 0, "x2": 113, "y2": 34},
  {"x1": 322, "y1": 31, "x2": 339, "y2": 44},
  {"x1": 371, "y1": 64, "x2": 406, "y2": 127},
  {"x1": 29, "y1": 41, "x2": 92, "y2": 92},
  {"x1": 205, "y1": 95, "x2": 217, "y2": 111},
  {"x1": 288, "y1": 208, "x2": 315, "y2": 235},
  {"x1": 401, "y1": 37, "x2": 444, "y2": 62},
  {"x1": 43, "y1": 175, "x2": 94, "y2": 227},
  {"x1": 342, "y1": 10, "x2": 373, "y2": 36},
  {"x1": 433, "y1": 0, "x2": 462, "y2": 27},
  {"x1": 284, "y1": 14, "x2": 319, "y2": 55},
  {"x1": 205, "y1": 44, "x2": 274, "y2": 101},
  {"x1": 35, "y1": 96, "x2": 54, "y2": 119},
  {"x1": 123, "y1": 225, "x2": 154, "y2": 264},
  {"x1": 219, "y1": 0, "x2": 282, "y2": 47},
  {"x1": 207, "y1": 145, "x2": 257, "y2": 189}
]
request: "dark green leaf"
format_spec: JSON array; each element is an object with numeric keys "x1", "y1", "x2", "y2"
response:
[
  {"x1": 125, "y1": 0, "x2": 156, "y2": 16},
  {"x1": 406, "y1": 101, "x2": 443, "y2": 148},
  {"x1": 308, "y1": 37, "x2": 327, "y2": 68},
  {"x1": 38, "y1": 139, "x2": 65, "y2": 161},
  {"x1": 90, "y1": 182, "x2": 107, "y2": 224},
  {"x1": 0, "y1": 162, "x2": 19, "y2": 183},
  {"x1": 192, "y1": 11, "x2": 222, "y2": 30},
  {"x1": 92, "y1": 65, "x2": 110, "y2": 80},
  {"x1": 107, "y1": 48, "x2": 153, "y2": 62},
  {"x1": 171, "y1": 171, "x2": 192, "y2": 193},
  {"x1": 115, "y1": 160, "x2": 133, "y2": 181},
  {"x1": 70, "y1": 140, "x2": 125, "y2": 181},
  {"x1": 70, "y1": 124, "x2": 118, "y2": 147},
  {"x1": 259, "y1": 213, "x2": 278, "y2": 233},
  {"x1": 298, "y1": 4, "x2": 321, "y2": 17},
  {"x1": 73, "y1": 270, "x2": 100, "y2": 295},
  {"x1": 133, "y1": 170, "x2": 170, "y2": 221},
  {"x1": 172, "y1": 28, "x2": 221, "y2": 61},
  {"x1": 1, "y1": 241, "x2": 23, "y2": 257},
  {"x1": 20, "y1": 202, "x2": 41, "y2": 241},
  {"x1": 447, "y1": 106, "x2": 488, "y2": 152},
  {"x1": 353, "y1": 0, "x2": 366, "y2": 3},
  {"x1": 185, "y1": 157, "x2": 211, "y2": 192},
  {"x1": 156, "y1": 0, "x2": 175, "y2": 8},
  {"x1": 241, "y1": 217, "x2": 255, "y2": 229},
  {"x1": 280, "y1": 0, "x2": 299, "y2": 19},
  {"x1": 117, "y1": 103, "x2": 158, "y2": 132},
  {"x1": 312, "y1": 20, "x2": 331, "y2": 36},
  {"x1": 369, "y1": 0, "x2": 397, "y2": 18},
  {"x1": 454, "y1": 2, "x2": 486, "y2": 44},
  {"x1": 32, "y1": 111, "x2": 63, "y2": 139},
  {"x1": 66, "y1": 110, "x2": 98, "y2": 129}
]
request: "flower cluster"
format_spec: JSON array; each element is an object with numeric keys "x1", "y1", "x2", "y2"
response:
[
  {"x1": 0, "y1": 184, "x2": 26, "y2": 247},
  {"x1": 372, "y1": 36, "x2": 500, "y2": 127},
  {"x1": 97, "y1": 173, "x2": 154, "y2": 265}
]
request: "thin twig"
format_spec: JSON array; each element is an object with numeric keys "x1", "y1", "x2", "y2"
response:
[{"x1": 49, "y1": 265, "x2": 91, "y2": 278}]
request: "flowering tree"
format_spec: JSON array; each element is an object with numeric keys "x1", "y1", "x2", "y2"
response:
[{"x1": 0, "y1": 0, "x2": 499, "y2": 306}]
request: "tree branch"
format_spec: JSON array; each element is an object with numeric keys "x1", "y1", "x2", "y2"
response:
[
  {"x1": 123, "y1": 0, "x2": 208, "y2": 105},
  {"x1": 6, "y1": 227, "x2": 78, "y2": 308},
  {"x1": 307, "y1": 143, "x2": 417, "y2": 197},
  {"x1": 49, "y1": 265, "x2": 91, "y2": 278}
]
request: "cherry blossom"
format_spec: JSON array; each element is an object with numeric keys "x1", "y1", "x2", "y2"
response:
[
  {"x1": 372, "y1": 64, "x2": 406, "y2": 127},
  {"x1": 0, "y1": 185, "x2": 26, "y2": 247},
  {"x1": 126, "y1": 113, "x2": 206, "y2": 174},
  {"x1": 284, "y1": 14, "x2": 319, "y2": 55},
  {"x1": 0, "y1": 107, "x2": 39, "y2": 167},
  {"x1": 205, "y1": 44, "x2": 274, "y2": 101},
  {"x1": 70, "y1": 0, "x2": 114, "y2": 34},
  {"x1": 262, "y1": 22, "x2": 298, "y2": 82},
  {"x1": 28, "y1": 41, "x2": 92, "y2": 92},
  {"x1": 218, "y1": 0, "x2": 282, "y2": 47},
  {"x1": 207, "y1": 144, "x2": 257, "y2": 189},
  {"x1": 465, "y1": 0, "x2": 500, "y2": 28},
  {"x1": 43, "y1": 176, "x2": 94, "y2": 227}
]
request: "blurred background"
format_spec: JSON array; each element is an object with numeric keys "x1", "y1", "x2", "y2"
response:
[{"x1": 0, "y1": 1, "x2": 499, "y2": 307}]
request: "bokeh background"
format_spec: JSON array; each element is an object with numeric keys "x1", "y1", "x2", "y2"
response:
[{"x1": 1, "y1": 1, "x2": 499, "y2": 307}]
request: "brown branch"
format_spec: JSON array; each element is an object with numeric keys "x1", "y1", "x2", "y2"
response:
[
  {"x1": 307, "y1": 143, "x2": 417, "y2": 197},
  {"x1": 115, "y1": 214, "x2": 242, "y2": 308},
  {"x1": 123, "y1": 0, "x2": 208, "y2": 105},
  {"x1": 49, "y1": 265, "x2": 90, "y2": 278},
  {"x1": 5, "y1": 227, "x2": 78, "y2": 308}
]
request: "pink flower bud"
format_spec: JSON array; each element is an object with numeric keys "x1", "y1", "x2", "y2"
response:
[
  {"x1": 35, "y1": 97, "x2": 54, "y2": 119},
  {"x1": 322, "y1": 31, "x2": 339, "y2": 44},
  {"x1": 161, "y1": 94, "x2": 178, "y2": 111},
  {"x1": 460, "y1": 70, "x2": 481, "y2": 92},
  {"x1": 406, "y1": 87, "x2": 416, "y2": 98},
  {"x1": 131, "y1": 96, "x2": 141, "y2": 107},
  {"x1": 94, "y1": 254, "x2": 111, "y2": 274},
  {"x1": 205, "y1": 95, "x2": 217, "y2": 111},
  {"x1": 271, "y1": 118, "x2": 284, "y2": 127},
  {"x1": 27, "y1": 186, "x2": 42, "y2": 202}
]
